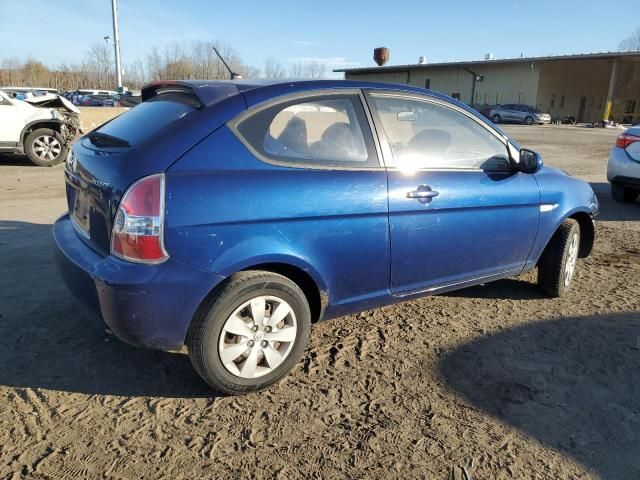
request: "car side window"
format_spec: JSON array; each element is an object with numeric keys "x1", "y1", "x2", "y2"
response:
[
  {"x1": 235, "y1": 95, "x2": 378, "y2": 168},
  {"x1": 0, "y1": 95, "x2": 11, "y2": 106},
  {"x1": 370, "y1": 93, "x2": 510, "y2": 171}
]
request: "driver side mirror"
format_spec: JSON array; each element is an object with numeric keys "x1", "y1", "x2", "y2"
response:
[{"x1": 519, "y1": 148, "x2": 543, "y2": 174}]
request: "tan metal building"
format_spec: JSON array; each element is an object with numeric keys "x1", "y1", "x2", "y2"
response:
[{"x1": 335, "y1": 52, "x2": 640, "y2": 124}]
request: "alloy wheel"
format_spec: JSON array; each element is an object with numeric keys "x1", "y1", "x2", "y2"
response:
[{"x1": 33, "y1": 135, "x2": 62, "y2": 162}]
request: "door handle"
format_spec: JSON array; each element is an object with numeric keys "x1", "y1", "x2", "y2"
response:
[
  {"x1": 407, "y1": 190, "x2": 439, "y2": 199},
  {"x1": 406, "y1": 185, "x2": 439, "y2": 202}
]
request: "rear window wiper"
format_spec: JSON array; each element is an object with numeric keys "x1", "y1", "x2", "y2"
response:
[{"x1": 86, "y1": 131, "x2": 131, "y2": 148}]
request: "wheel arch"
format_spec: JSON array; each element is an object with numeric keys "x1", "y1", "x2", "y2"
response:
[
  {"x1": 569, "y1": 211, "x2": 595, "y2": 258},
  {"x1": 535, "y1": 208, "x2": 595, "y2": 266},
  {"x1": 20, "y1": 120, "x2": 63, "y2": 147},
  {"x1": 191, "y1": 255, "x2": 329, "y2": 331},
  {"x1": 239, "y1": 262, "x2": 325, "y2": 324}
]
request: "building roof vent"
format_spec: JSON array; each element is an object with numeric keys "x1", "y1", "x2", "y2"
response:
[
  {"x1": 418, "y1": 56, "x2": 427, "y2": 64},
  {"x1": 484, "y1": 52, "x2": 496, "y2": 61}
]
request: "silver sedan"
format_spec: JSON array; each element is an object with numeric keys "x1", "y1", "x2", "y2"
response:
[{"x1": 489, "y1": 104, "x2": 551, "y2": 125}]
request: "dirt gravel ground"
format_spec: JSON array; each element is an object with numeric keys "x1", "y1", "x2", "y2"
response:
[{"x1": 0, "y1": 124, "x2": 639, "y2": 479}]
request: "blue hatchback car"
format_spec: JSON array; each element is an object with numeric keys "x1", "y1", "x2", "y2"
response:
[{"x1": 54, "y1": 79, "x2": 598, "y2": 394}]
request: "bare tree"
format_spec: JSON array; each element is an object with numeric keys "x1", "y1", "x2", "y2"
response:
[
  {"x1": 264, "y1": 57, "x2": 286, "y2": 78},
  {"x1": 22, "y1": 59, "x2": 49, "y2": 87},
  {"x1": 304, "y1": 60, "x2": 326, "y2": 79},
  {"x1": 289, "y1": 60, "x2": 326, "y2": 79},
  {"x1": 0, "y1": 39, "x2": 262, "y2": 90},
  {"x1": 86, "y1": 42, "x2": 114, "y2": 88},
  {"x1": 619, "y1": 27, "x2": 640, "y2": 51},
  {"x1": 145, "y1": 46, "x2": 163, "y2": 81},
  {"x1": 1, "y1": 58, "x2": 22, "y2": 85},
  {"x1": 289, "y1": 62, "x2": 305, "y2": 78}
]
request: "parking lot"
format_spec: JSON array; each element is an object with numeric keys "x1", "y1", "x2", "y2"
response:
[{"x1": 0, "y1": 124, "x2": 638, "y2": 479}]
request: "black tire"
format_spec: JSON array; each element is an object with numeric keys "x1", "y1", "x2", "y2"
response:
[
  {"x1": 187, "y1": 271, "x2": 311, "y2": 395},
  {"x1": 611, "y1": 182, "x2": 639, "y2": 203},
  {"x1": 24, "y1": 128, "x2": 67, "y2": 167},
  {"x1": 492, "y1": 114, "x2": 501, "y2": 124},
  {"x1": 538, "y1": 219, "x2": 581, "y2": 298},
  {"x1": 524, "y1": 116, "x2": 534, "y2": 125}
]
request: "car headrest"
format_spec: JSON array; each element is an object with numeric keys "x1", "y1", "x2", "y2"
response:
[{"x1": 408, "y1": 129, "x2": 452, "y2": 153}]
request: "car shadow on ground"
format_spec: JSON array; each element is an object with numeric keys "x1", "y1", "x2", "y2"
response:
[
  {"x1": 0, "y1": 153, "x2": 36, "y2": 167},
  {"x1": 0, "y1": 220, "x2": 217, "y2": 398},
  {"x1": 445, "y1": 278, "x2": 543, "y2": 300},
  {"x1": 439, "y1": 312, "x2": 640, "y2": 480},
  {"x1": 590, "y1": 182, "x2": 640, "y2": 222}
]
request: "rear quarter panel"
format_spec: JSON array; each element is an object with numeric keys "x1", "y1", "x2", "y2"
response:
[{"x1": 165, "y1": 126, "x2": 390, "y2": 319}]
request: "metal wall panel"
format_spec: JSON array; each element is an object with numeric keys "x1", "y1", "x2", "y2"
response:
[{"x1": 346, "y1": 62, "x2": 541, "y2": 107}]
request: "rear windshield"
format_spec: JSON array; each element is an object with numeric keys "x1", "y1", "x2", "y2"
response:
[{"x1": 93, "y1": 93, "x2": 199, "y2": 146}]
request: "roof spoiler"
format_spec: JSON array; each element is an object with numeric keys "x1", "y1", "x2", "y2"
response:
[{"x1": 141, "y1": 80, "x2": 240, "y2": 108}]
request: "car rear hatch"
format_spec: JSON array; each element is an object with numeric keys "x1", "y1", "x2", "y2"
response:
[{"x1": 65, "y1": 80, "x2": 245, "y2": 256}]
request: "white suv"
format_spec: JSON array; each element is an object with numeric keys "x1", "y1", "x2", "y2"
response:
[
  {"x1": 607, "y1": 127, "x2": 640, "y2": 203},
  {"x1": 0, "y1": 90, "x2": 80, "y2": 166}
]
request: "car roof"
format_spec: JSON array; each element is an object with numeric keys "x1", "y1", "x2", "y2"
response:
[
  {"x1": 144, "y1": 78, "x2": 483, "y2": 117},
  {"x1": 140, "y1": 79, "x2": 506, "y2": 138}
]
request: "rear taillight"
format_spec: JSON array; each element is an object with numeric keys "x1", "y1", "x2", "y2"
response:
[
  {"x1": 111, "y1": 173, "x2": 168, "y2": 263},
  {"x1": 616, "y1": 132, "x2": 640, "y2": 149}
]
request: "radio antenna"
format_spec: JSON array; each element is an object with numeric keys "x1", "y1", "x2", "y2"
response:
[{"x1": 212, "y1": 45, "x2": 243, "y2": 80}]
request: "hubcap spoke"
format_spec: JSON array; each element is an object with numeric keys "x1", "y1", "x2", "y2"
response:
[
  {"x1": 223, "y1": 314, "x2": 252, "y2": 337},
  {"x1": 250, "y1": 297, "x2": 266, "y2": 325},
  {"x1": 240, "y1": 347, "x2": 260, "y2": 377},
  {"x1": 220, "y1": 340, "x2": 249, "y2": 364},
  {"x1": 264, "y1": 326, "x2": 296, "y2": 343},
  {"x1": 267, "y1": 302, "x2": 292, "y2": 327},
  {"x1": 262, "y1": 344, "x2": 283, "y2": 368}
]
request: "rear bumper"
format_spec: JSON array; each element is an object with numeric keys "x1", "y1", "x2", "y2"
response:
[
  {"x1": 607, "y1": 147, "x2": 640, "y2": 185},
  {"x1": 53, "y1": 214, "x2": 225, "y2": 350}
]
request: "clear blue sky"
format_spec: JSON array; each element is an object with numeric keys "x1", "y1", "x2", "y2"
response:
[{"x1": 0, "y1": 0, "x2": 636, "y2": 77}]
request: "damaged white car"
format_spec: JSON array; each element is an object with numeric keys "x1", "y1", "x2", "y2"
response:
[{"x1": 0, "y1": 90, "x2": 80, "y2": 166}]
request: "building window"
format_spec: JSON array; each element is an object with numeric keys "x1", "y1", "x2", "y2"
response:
[
  {"x1": 550, "y1": 94, "x2": 555, "y2": 108},
  {"x1": 625, "y1": 100, "x2": 636, "y2": 114},
  {"x1": 452, "y1": 92, "x2": 461, "y2": 100},
  {"x1": 425, "y1": 79, "x2": 431, "y2": 89},
  {"x1": 560, "y1": 95, "x2": 565, "y2": 108}
]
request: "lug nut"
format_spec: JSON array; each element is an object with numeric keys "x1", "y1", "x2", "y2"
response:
[
  {"x1": 265, "y1": 326, "x2": 272, "y2": 333},
  {"x1": 260, "y1": 340, "x2": 268, "y2": 348},
  {"x1": 247, "y1": 340, "x2": 254, "y2": 347},
  {"x1": 251, "y1": 325, "x2": 258, "y2": 332}
]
